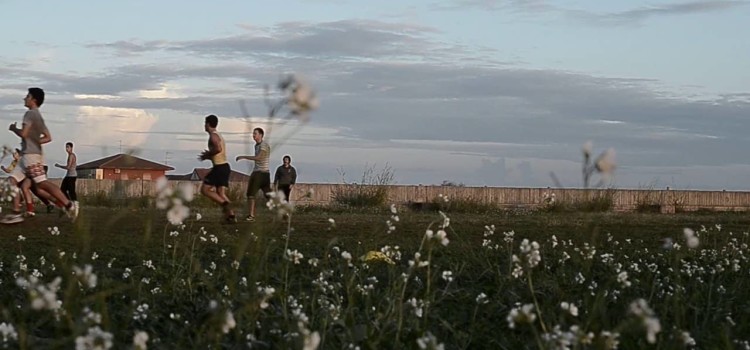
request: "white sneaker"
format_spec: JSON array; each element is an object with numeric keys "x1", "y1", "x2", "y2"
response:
[
  {"x1": 0, "y1": 213, "x2": 24, "y2": 224},
  {"x1": 66, "y1": 202, "x2": 79, "y2": 222}
]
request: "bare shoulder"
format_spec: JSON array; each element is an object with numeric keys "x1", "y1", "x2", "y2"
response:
[{"x1": 209, "y1": 132, "x2": 221, "y2": 142}]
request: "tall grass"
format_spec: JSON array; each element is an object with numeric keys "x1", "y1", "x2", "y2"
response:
[
  {"x1": 331, "y1": 164, "x2": 394, "y2": 208},
  {"x1": 540, "y1": 189, "x2": 615, "y2": 213},
  {"x1": 1, "y1": 197, "x2": 749, "y2": 348}
]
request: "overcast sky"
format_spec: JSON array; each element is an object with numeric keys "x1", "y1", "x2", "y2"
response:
[{"x1": 1, "y1": 0, "x2": 749, "y2": 190}]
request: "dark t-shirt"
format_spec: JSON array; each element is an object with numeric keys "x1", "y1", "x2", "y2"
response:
[{"x1": 274, "y1": 165, "x2": 297, "y2": 185}]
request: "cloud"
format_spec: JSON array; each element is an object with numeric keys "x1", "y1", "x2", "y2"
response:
[
  {"x1": 89, "y1": 20, "x2": 474, "y2": 65},
  {"x1": 596, "y1": 1, "x2": 748, "y2": 24},
  {"x1": 438, "y1": 0, "x2": 555, "y2": 13},
  {"x1": 74, "y1": 94, "x2": 121, "y2": 100},
  {"x1": 75, "y1": 106, "x2": 158, "y2": 147},
  {"x1": 443, "y1": 0, "x2": 748, "y2": 25},
  {"x1": 15, "y1": 21, "x2": 750, "y2": 173},
  {"x1": 137, "y1": 84, "x2": 185, "y2": 99},
  {"x1": 86, "y1": 39, "x2": 171, "y2": 57},
  {"x1": 2, "y1": 18, "x2": 749, "y2": 189}
]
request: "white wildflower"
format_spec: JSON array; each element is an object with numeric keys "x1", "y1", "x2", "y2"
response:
[
  {"x1": 286, "y1": 249, "x2": 304, "y2": 264},
  {"x1": 222, "y1": 311, "x2": 236, "y2": 334},
  {"x1": 595, "y1": 148, "x2": 616, "y2": 173},
  {"x1": 507, "y1": 304, "x2": 536, "y2": 329},
  {"x1": 441, "y1": 270, "x2": 453, "y2": 282},
  {"x1": 73, "y1": 264, "x2": 97, "y2": 288},
  {"x1": 628, "y1": 299, "x2": 661, "y2": 344},
  {"x1": 679, "y1": 331, "x2": 696, "y2": 347},
  {"x1": 416, "y1": 331, "x2": 444, "y2": 350},
  {"x1": 133, "y1": 331, "x2": 149, "y2": 350},
  {"x1": 617, "y1": 271, "x2": 631, "y2": 288},
  {"x1": 0, "y1": 322, "x2": 18, "y2": 343},
  {"x1": 560, "y1": 302, "x2": 579, "y2": 317},
  {"x1": 476, "y1": 293, "x2": 489, "y2": 305},
  {"x1": 167, "y1": 202, "x2": 190, "y2": 226},
  {"x1": 684, "y1": 228, "x2": 699, "y2": 249},
  {"x1": 75, "y1": 326, "x2": 113, "y2": 350}
]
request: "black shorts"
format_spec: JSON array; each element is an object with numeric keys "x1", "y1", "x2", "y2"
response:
[
  {"x1": 247, "y1": 171, "x2": 272, "y2": 198},
  {"x1": 204, "y1": 163, "x2": 231, "y2": 188}
]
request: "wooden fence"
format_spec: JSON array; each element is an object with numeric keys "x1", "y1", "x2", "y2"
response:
[{"x1": 47, "y1": 179, "x2": 750, "y2": 213}]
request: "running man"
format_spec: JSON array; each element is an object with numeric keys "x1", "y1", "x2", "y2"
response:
[
  {"x1": 55, "y1": 141, "x2": 78, "y2": 203},
  {"x1": 5, "y1": 87, "x2": 78, "y2": 223},
  {"x1": 198, "y1": 114, "x2": 236, "y2": 223}
]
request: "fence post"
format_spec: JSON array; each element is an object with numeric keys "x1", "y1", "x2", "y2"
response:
[{"x1": 660, "y1": 187, "x2": 676, "y2": 214}]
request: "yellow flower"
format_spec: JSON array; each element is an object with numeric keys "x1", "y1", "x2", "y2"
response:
[{"x1": 360, "y1": 251, "x2": 395, "y2": 265}]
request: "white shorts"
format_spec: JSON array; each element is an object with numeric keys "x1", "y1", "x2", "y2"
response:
[
  {"x1": 21, "y1": 154, "x2": 47, "y2": 184},
  {"x1": 8, "y1": 165, "x2": 24, "y2": 183}
]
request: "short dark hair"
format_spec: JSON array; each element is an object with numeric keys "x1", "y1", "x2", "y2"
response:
[
  {"x1": 283, "y1": 155, "x2": 291, "y2": 162},
  {"x1": 66, "y1": 142, "x2": 74, "y2": 148},
  {"x1": 205, "y1": 114, "x2": 218, "y2": 128},
  {"x1": 254, "y1": 127, "x2": 265, "y2": 136},
  {"x1": 28, "y1": 87, "x2": 45, "y2": 106}
]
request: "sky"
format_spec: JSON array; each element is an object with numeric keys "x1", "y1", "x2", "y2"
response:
[{"x1": 1, "y1": 0, "x2": 749, "y2": 190}]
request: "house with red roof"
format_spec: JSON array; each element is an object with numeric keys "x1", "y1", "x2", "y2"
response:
[{"x1": 76, "y1": 153, "x2": 174, "y2": 180}]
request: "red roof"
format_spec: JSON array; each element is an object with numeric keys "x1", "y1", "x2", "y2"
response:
[{"x1": 77, "y1": 153, "x2": 174, "y2": 171}]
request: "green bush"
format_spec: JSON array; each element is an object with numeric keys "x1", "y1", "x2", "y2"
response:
[
  {"x1": 332, "y1": 164, "x2": 394, "y2": 208},
  {"x1": 539, "y1": 201, "x2": 574, "y2": 213},
  {"x1": 332, "y1": 185, "x2": 389, "y2": 207},
  {"x1": 635, "y1": 183, "x2": 662, "y2": 213},
  {"x1": 536, "y1": 190, "x2": 615, "y2": 213},
  {"x1": 636, "y1": 203, "x2": 661, "y2": 213},
  {"x1": 420, "y1": 195, "x2": 503, "y2": 214},
  {"x1": 576, "y1": 189, "x2": 615, "y2": 212}
]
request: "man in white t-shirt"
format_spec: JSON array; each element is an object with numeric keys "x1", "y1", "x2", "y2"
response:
[{"x1": 2, "y1": 88, "x2": 79, "y2": 224}]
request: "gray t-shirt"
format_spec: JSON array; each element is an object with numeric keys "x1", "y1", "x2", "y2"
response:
[
  {"x1": 21, "y1": 109, "x2": 48, "y2": 155},
  {"x1": 253, "y1": 141, "x2": 271, "y2": 172},
  {"x1": 66, "y1": 153, "x2": 78, "y2": 177}
]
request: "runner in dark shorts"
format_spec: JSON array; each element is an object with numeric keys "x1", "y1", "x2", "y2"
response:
[
  {"x1": 198, "y1": 114, "x2": 236, "y2": 223},
  {"x1": 205, "y1": 163, "x2": 231, "y2": 188}
]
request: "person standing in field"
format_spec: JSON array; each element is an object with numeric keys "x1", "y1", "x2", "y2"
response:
[
  {"x1": 4, "y1": 87, "x2": 78, "y2": 223},
  {"x1": 55, "y1": 142, "x2": 78, "y2": 203},
  {"x1": 198, "y1": 114, "x2": 236, "y2": 223},
  {"x1": 235, "y1": 127, "x2": 271, "y2": 222},
  {"x1": 274, "y1": 155, "x2": 297, "y2": 203}
]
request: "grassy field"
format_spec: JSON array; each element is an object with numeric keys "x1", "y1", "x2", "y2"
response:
[{"x1": 1, "y1": 203, "x2": 750, "y2": 349}]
